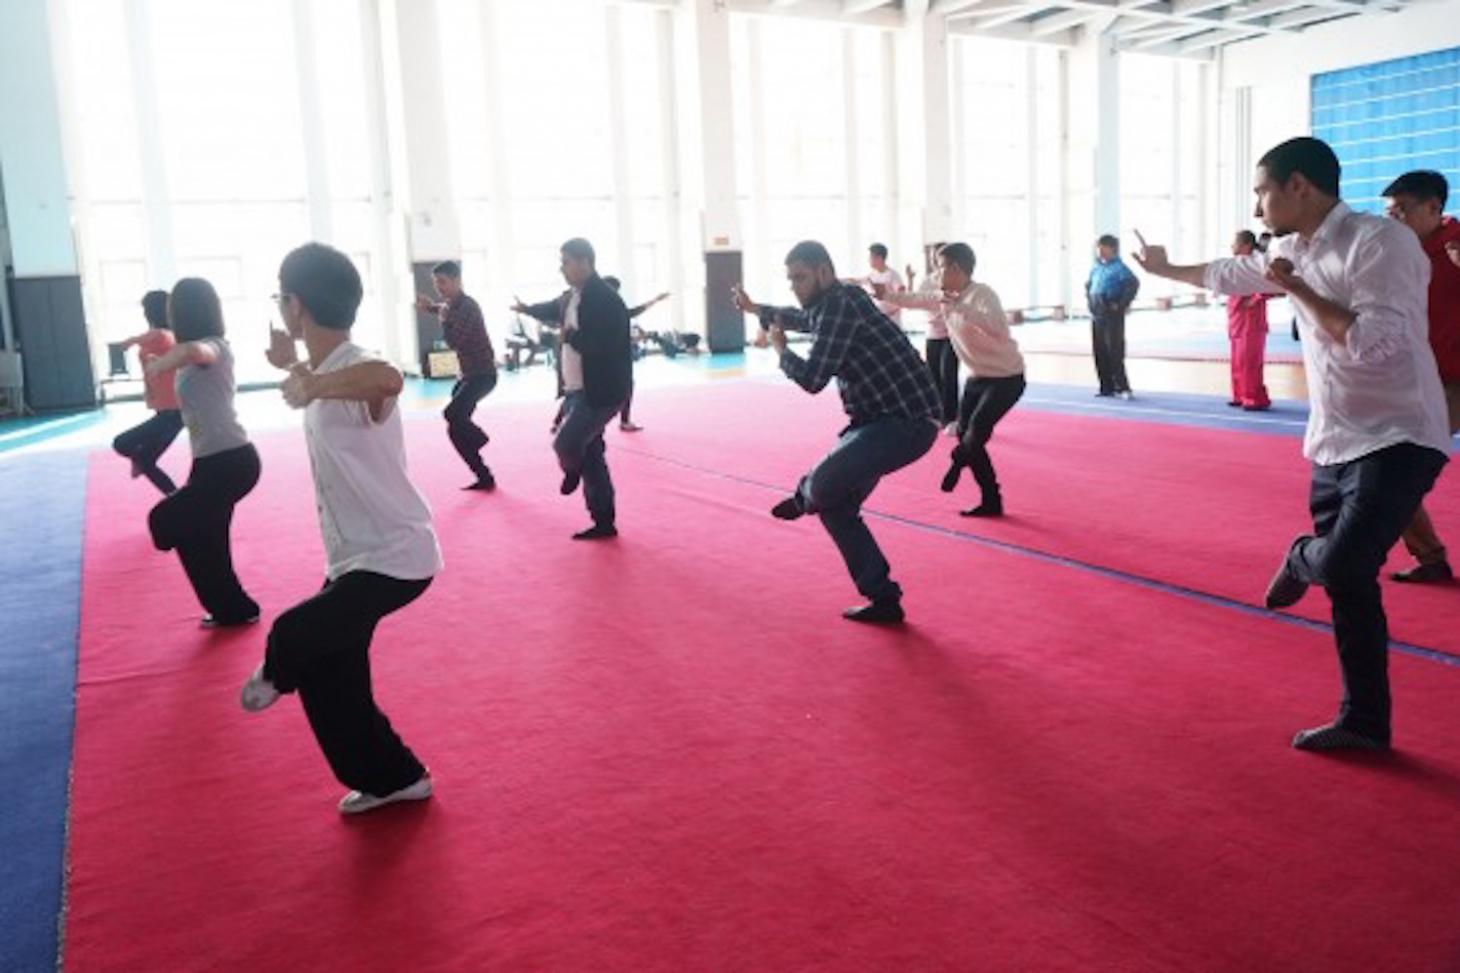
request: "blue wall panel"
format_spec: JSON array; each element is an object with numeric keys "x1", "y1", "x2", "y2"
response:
[{"x1": 1312, "y1": 47, "x2": 1460, "y2": 213}]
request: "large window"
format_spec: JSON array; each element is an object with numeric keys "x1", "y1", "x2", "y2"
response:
[
  {"x1": 952, "y1": 37, "x2": 1064, "y2": 310},
  {"x1": 1120, "y1": 54, "x2": 1207, "y2": 298},
  {"x1": 730, "y1": 16, "x2": 894, "y2": 331},
  {"x1": 57, "y1": 0, "x2": 393, "y2": 382}
]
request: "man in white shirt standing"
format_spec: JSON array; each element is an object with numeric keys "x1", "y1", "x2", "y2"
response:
[
  {"x1": 241, "y1": 243, "x2": 445, "y2": 814},
  {"x1": 854, "y1": 243, "x2": 906, "y2": 325},
  {"x1": 887, "y1": 243, "x2": 1025, "y2": 517},
  {"x1": 1134, "y1": 136, "x2": 1450, "y2": 753}
]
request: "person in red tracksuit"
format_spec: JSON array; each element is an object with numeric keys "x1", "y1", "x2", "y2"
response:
[
  {"x1": 1383, "y1": 170, "x2": 1460, "y2": 583},
  {"x1": 1225, "y1": 230, "x2": 1272, "y2": 411}
]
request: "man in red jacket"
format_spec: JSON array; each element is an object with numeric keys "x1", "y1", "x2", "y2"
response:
[
  {"x1": 1384, "y1": 170, "x2": 1460, "y2": 582},
  {"x1": 1225, "y1": 230, "x2": 1272, "y2": 411}
]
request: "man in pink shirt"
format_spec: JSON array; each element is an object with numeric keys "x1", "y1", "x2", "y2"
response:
[
  {"x1": 112, "y1": 289, "x2": 184, "y2": 494},
  {"x1": 1225, "y1": 230, "x2": 1272, "y2": 411}
]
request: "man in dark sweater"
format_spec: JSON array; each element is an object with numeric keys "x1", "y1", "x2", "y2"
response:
[
  {"x1": 513, "y1": 238, "x2": 632, "y2": 540},
  {"x1": 417, "y1": 261, "x2": 497, "y2": 490},
  {"x1": 733, "y1": 240, "x2": 941, "y2": 623}
]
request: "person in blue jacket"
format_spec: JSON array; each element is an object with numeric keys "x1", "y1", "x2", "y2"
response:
[{"x1": 1085, "y1": 234, "x2": 1141, "y2": 399}]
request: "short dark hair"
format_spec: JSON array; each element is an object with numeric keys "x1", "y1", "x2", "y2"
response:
[
  {"x1": 602, "y1": 275, "x2": 621, "y2": 291},
  {"x1": 1382, "y1": 170, "x2": 1449, "y2": 208},
  {"x1": 1257, "y1": 136, "x2": 1341, "y2": 198},
  {"x1": 279, "y1": 243, "x2": 363, "y2": 330},
  {"x1": 168, "y1": 278, "x2": 225, "y2": 343},
  {"x1": 1235, "y1": 229, "x2": 1258, "y2": 248},
  {"x1": 432, "y1": 260, "x2": 461, "y2": 279},
  {"x1": 938, "y1": 242, "x2": 976, "y2": 276},
  {"x1": 561, "y1": 238, "x2": 596, "y2": 267},
  {"x1": 1097, "y1": 234, "x2": 1120, "y2": 251},
  {"x1": 869, "y1": 243, "x2": 889, "y2": 259},
  {"x1": 141, "y1": 290, "x2": 170, "y2": 329},
  {"x1": 785, "y1": 240, "x2": 835, "y2": 273}
]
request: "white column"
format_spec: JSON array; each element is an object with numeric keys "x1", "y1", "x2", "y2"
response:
[
  {"x1": 291, "y1": 0, "x2": 334, "y2": 242},
  {"x1": 385, "y1": 0, "x2": 460, "y2": 264},
  {"x1": 672, "y1": 0, "x2": 742, "y2": 341},
  {"x1": 1065, "y1": 28, "x2": 1120, "y2": 301},
  {"x1": 475, "y1": 0, "x2": 514, "y2": 313},
  {"x1": 745, "y1": 18, "x2": 769, "y2": 288},
  {"x1": 122, "y1": 0, "x2": 176, "y2": 284},
  {"x1": 359, "y1": 0, "x2": 406, "y2": 366},
  {"x1": 654, "y1": 7, "x2": 687, "y2": 327},
  {"x1": 605, "y1": 5, "x2": 638, "y2": 292},
  {"x1": 843, "y1": 27, "x2": 862, "y2": 267},
  {"x1": 1025, "y1": 46, "x2": 1040, "y2": 306},
  {"x1": 896, "y1": 0, "x2": 954, "y2": 257}
]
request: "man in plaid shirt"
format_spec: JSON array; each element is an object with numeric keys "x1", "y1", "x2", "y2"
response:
[
  {"x1": 734, "y1": 240, "x2": 940, "y2": 624},
  {"x1": 417, "y1": 261, "x2": 497, "y2": 490}
]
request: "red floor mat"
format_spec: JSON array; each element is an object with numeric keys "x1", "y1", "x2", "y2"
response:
[{"x1": 63, "y1": 391, "x2": 1460, "y2": 971}]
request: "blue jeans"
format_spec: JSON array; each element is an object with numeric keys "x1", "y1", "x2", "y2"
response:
[
  {"x1": 553, "y1": 391, "x2": 622, "y2": 526},
  {"x1": 799, "y1": 415, "x2": 939, "y2": 602}
]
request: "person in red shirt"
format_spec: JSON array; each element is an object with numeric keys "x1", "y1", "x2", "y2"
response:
[
  {"x1": 111, "y1": 289, "x2": 184, "y2": 494},
  {"x1": 417, "y1": 260, "x2": 498, "y2": 490},
  {"x1": 1384, "y1": 170, "x2": 1460, "y2": 582},
  {"x1": 1225, "y1": 230, "x2": 1272, "y2": 411}
]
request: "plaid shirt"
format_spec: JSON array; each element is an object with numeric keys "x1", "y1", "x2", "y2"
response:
[
  {"x1": 762, "y1": 283, "x2": 941, "y2": 426},
  {"x1": 441, "y1": 294, "x2": 495, "y2": 376}
]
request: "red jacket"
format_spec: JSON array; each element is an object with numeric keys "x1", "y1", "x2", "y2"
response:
[
  {"x1": 1424, "y1": 217, "x2": 1460, "y2": 384},
  {"x1": 1226, "y1": 294, "x2": 1269, "y2": 338}
]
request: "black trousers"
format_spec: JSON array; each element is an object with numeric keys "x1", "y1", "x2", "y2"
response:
[
  {"x1": 955, "y1": 374, "x2": 1026, "y2": 502},
  {"x1": 925, "y1": 338, "x2": 960, "y2": 423},
  {"x1": 148, "y1": 443, "x2": 260, "y2": 622},
  {"x1": 264, "y1": 571, "x2": 432, "y2": 796},
  {"x1": 113, "y1": 409, "x2": 183, "y2": 495},
  {"x1": 1091, "y1": 313, "x2": 1130, "y2": 394},
  {"x1": 1285, "y1": 443, "x2": 1447, "y2": 739},
  {"x1": 619, "y1": 379, "x2": 635, "y2": 424},
  {"x1": 444, "y1": 371, "x2": 497, "y2": 479}
]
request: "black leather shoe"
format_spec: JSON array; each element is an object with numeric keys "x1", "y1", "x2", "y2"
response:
[
  {"x1": 1291, "y1": 723, "x2": 1389, "y2": 752},
  {"x1": 1392, "y1": 560, "x2": 1453, "y2": 584},
  {"x1": 201, "y1": 613, "x2": 260, "y2": 629},
  {"x1": 1264, "y1": 539, "x2": 1311, "y2": 609},
  {"x1": 560, "y1": 470, "x2": 582, "y2": 495},
  {"x1": 771, "y1": 496, "x2": 805, "y2": 521},
  {"x1": 940, "y1": 450, "x2": 966, "y2": 494},
  {"x1": 572, "y1": 523, "x2": 618, "y2": 541},
  {"x1": 463, "y1": 472, "x2": 496, "y2": 491},
  {"x1": 842, "y1": 600, "x2": 905, "y2": 624},
  {"x1": 1226, "y1": 400, "x2": 1242, "y2": 408},
  {"x1": 960, "y1": 499, "x2": 1004, "y2": 518}
]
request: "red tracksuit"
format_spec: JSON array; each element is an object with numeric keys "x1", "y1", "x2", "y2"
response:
[{"x1": 1227, "y1": 294, "x2": 1270, "y2": 409}]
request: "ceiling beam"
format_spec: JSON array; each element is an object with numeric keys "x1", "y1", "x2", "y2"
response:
[
  {"x1": 1029, "y1": 7, "x2": 1098, "y2": 34},
  {"x1": 841, "y1": 0, "x2": 896, "y2": 13}
]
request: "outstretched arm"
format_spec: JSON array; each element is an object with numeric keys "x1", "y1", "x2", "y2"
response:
[
  {"x1": 282, "y1": 361, "x2": 404, "y2": 423},
  {"x1": 145, "y1": 339, "x2": 217, "y2": 375}
]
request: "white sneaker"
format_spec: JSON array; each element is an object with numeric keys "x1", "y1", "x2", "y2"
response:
[
  {"x1": 240, "y1": 663, "x2": 280, "y2": 712},
  {"x1": 338, "y1": 775, "x2": 433, "y2": 815},
  {"x1": 943, "y1": 422, "x2": 958, "y2": 437}
]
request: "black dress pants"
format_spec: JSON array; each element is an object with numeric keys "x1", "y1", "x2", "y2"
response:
[
  {"x1": 148, "y1": 443, "x2": 260, "y2": 622},
  {"x1": 264, "y1": 571, "x2": 433, "y2": 797},
  {"x1": 1285, "y1": 442, "x2": 1447, "y2": 739},
  {"x1": 114, "y1": 409, "x2": 184, "y2": 494},
  {"x1": 956, "y1": 374, "x2": 1026, "y2": 503},
  {"x1": 925, "y1": 338, "x2": 960, "y2": 423},
  {"x1": 444, "y1": 371, "x2": 497, "y2": 479},
  {"x1": 1091, "y1": 313, "x2": 1130, "y2": 394}
]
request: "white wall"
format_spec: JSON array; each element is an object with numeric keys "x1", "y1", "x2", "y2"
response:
[
  {"x1": 0, "y1": 0, "x2": 77, "y2": 278},
  {"x1": 1216, "y1": 0, "x2": 1460, "y2": 234}
]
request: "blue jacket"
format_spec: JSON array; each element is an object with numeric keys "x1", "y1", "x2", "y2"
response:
[{"x1": 1086, "y1": 258, "x2": 1140, "y2": 317}]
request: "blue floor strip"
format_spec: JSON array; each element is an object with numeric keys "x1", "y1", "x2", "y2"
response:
[
  {"x1": 0, "y1": 449, "x2": 88, "y2": 972},
  {"x1": 621, "y1": 443, "x2": 1460, "y2": 670}
]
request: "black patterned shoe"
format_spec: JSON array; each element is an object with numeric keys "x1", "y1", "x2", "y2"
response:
[{"x1": 1291, "y1": 723, "x2": 1389, "y2": 752}]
